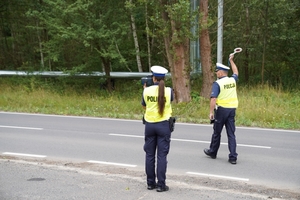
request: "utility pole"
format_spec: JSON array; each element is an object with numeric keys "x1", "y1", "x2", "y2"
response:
[
  {"x1": 217, "y1": 0, "x2": 223, "y2": 63},
  {"x1": 190, "y1": 0, "x2": 200, "y2": 72}
]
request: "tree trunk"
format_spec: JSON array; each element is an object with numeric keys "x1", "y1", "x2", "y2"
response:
[
  {"x1": 129, "y1": 0, "x2": 143, "y2": 72},
  {"x1": 145, "y1": 2, "x2": 151, "y2": 71},
  {"x1": 262, "y1": 0, "x2": 269, "y2": 85},
  {"x1": 199, "y1": 0, "x2": 214, "y2": 99},
  {"x1": 171, "y1": 20, "x2": 191, "y2": 103},
  {"x1": 101, "y1": 57, "x2": 113, "y2": 92},
  {"x1": 36, "y1": 21, "x2": 45, "y2": 70},
  {"x1": 243, "y1": 0, "x2": 250, "y2": 83},
  {"x1": 172, "y1": 41, "x2": 191, "y2": 103},
  {"x1": 160, "y1": 0, "x2": 191, "y2": 103},
  {"x1": 115, "y1": 41, "x2": 131, "y2": 72}
]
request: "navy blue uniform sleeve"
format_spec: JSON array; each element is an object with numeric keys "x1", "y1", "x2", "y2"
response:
[
  {"x1": 232, "y1": 74, "x2": 238, "y2": 81},
  {"x1": 210, "y1": 82, "x2": 220, "y2": 98}
]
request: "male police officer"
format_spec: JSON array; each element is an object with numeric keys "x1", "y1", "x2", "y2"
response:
[{"x1": 204, "y1": 54, "x2": 239, "y2": 164}]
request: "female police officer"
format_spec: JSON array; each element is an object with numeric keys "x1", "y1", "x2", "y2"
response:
[{"x1": 141, "y1": 65, "x2": 174, "y2": 192}]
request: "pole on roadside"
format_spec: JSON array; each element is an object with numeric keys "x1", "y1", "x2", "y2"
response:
[
  {"x1": 190, "y1": 0, "x2": 200, "y2": 72},
  {"x1": 217, "y1": 0, "x2": 223, "y2": 64}
]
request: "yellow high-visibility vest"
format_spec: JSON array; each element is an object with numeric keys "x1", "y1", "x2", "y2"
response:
[
  {"x1": 143, "y1": 85, "x2": 172, "y2": 122},
  {"x1": 216, "y1": 77, "x2": 238, "y2": 108}
]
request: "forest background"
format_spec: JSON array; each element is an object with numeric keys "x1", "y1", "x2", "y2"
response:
[{"x1": 0, "y1": 0, "x2": 299, "y2": 130}]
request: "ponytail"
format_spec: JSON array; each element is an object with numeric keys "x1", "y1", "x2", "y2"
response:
[{"x1": 156, "y1": 77, "x2": 165, "y2": 116}]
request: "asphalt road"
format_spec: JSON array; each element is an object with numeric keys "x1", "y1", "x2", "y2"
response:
[{"x1": 0, "y1": 112, "x2": 300, "y2": 199}]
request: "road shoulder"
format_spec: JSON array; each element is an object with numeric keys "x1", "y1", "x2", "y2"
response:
[{"x1": 0, "y1": 157, "x2": 299, "y2": 200}]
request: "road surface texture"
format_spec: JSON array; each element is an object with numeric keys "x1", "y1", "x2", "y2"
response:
[
  {"x1": 1, "y1": 156, "x2": 299, "y2": 200},
  {"x1": 1, "y1": 112, "x2": 300, "y2": 199}
]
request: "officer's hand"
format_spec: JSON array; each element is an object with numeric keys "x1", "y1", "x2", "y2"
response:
[
  {"x1": 143, "y1": 83, "x2": 147, "y2": 89},
  {"x1": 209, "y1": 113, "x2": 214, "y2": 120},
  {"x1": 229, "y1": 53, "x2": 234, "y2": 60}
]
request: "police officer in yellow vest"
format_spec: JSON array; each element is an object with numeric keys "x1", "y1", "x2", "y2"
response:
[
  {"x1": 141, "y1": 65, "x2": 174, "y2": 192},
  {"x1": 204, "y1": 54, "x2": 239, "y2": 164}
]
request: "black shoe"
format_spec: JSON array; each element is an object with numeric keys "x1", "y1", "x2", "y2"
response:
[
  {"x1": 147, "y1": 185, "x2": 157, "y2": 190},
  {"x1": 204, "y1": 148, "x2": 216, "y2": 159},
  {"x1": 228, "y1": 159, "x2": 237, "y2": 164},
  {"x1": 156, "y1": 185, "x2": 169, "y2": 192}
]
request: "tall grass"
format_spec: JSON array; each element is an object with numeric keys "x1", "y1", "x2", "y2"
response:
[
  {"x1": 0, "y1": 77, "x2": 299, "y2": 130},
  {"x1": 237, "y1": 85, "x2": 300, "y2": 129}
]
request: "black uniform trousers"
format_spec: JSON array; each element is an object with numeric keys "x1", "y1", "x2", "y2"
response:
[
  {"x1": 210, "y1": 106, "x2": 238, "y2": 161},
  {"x1": 144, "y1": 120, "x2": 171, "y2": 188}
]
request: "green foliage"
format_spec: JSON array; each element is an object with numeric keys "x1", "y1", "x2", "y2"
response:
[
  {"x1": 165, "y1": 0, "x2": 198, "y2": 38},
  {"x1": 151, "y1": 0, "x2": 198, "y2": 44},
  {"x1": 23, "y1": 0, "x2": 136, "y2": 73},
  {"x1": 0, "y1": 0, "x2": 299, "y2": 90},
  {"x1": 218, "y1": 0, "x2": 300, "y2": 89}
]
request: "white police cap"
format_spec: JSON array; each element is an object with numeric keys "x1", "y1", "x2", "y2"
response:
[
  {"x1": 216, "y1": 63, "x2": 230, "y2": 71},
  {"x1": 151, "y1": 65, "x2": 168, "y2": 77}
]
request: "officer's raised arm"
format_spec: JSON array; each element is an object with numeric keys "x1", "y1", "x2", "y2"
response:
[{"x1": 229, "y1": 54, "x2": 238, "y2": 76}]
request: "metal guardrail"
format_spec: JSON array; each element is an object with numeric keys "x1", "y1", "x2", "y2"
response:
[
  {"x1": 0, "y1": 70, "x2": 201, "y2": 79},
  {"x1": 0, "y1": 70, "x2": 159, "y2": 78}
]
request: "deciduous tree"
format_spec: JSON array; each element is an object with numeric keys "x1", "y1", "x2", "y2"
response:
[{"x1": 199, "y1": 0, "x2": 214, "y2": 99}]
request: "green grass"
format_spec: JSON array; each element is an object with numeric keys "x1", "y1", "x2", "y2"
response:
[
  {"x1": 0, "y1": 77, "x2": 299, "y2": 130},
  {"x1": 237, "y1": 85, "x2": 300, "y2": 129}
]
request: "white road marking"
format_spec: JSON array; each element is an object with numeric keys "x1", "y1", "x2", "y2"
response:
[
  {"x1": 3, "y1": 152, "x2": 46, "y2": 158},
  {"x1": 0, "y1": 125, "x2": 43, "y2": 130},
  {"x1": 236, "y1": 143, "x2": 271, "y2": 149},
  {"x1": 0, "y1": 112, "x2": 139, "y2": 123},
  {"x1": 109, "y1": 134, "x2": 271, "y2": 149},
  {"x1": 2, "y1": 112, "x2": 299, "y2": 133},
  {"x1": 87, "y1": 160, "x2": 137, "y2": 168},
  {"x1": 187, "y1": 172, "x2": 249, "y2": 182},
  {"x1": 109, "y1": 133, "x2": 142, "y2": 138}
]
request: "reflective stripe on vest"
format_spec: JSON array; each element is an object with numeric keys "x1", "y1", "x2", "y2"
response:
[
  {"x1": 143, "y1": 85, "x2": 172, "y2": 122},
  {"x1": 216, "y1": 77, "x2": 238, "y2": 108}
]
